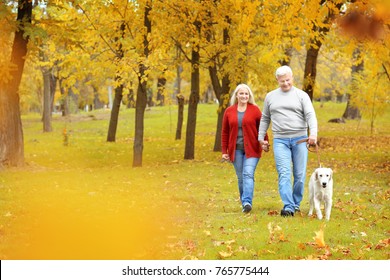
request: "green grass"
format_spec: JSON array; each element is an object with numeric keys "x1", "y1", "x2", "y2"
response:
[{"x1": 0, "y1": 102, "x2": 389, "y2": 260}]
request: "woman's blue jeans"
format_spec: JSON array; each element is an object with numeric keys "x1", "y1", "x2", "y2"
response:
[
  {"x1": 232, "y1": 150, "x2": 259, "y2": 207},
  {"x1": 273, "y1": 136, "x2": 308, "y2": 213}
]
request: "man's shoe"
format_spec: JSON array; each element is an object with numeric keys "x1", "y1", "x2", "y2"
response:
[
  {"x1": 281, "y1": 209, "x2": 294, "y2": 217},
  {"x1": 242, "y1": 204, "x2": 252, "y2": 213},
  {"x1": 294, "y1": 207, "x2": 301, "y2": 213}
]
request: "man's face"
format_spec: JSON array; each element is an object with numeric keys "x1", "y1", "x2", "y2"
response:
[{"x1": 277, "y1": 73, "x2": 293, "y2": 92}]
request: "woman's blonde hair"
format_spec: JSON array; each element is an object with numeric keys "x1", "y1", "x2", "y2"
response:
[{"x1": 229, "y1": 83, "x2": 256, "y2": 105}]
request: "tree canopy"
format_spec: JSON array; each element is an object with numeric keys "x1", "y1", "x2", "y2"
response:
[{"x1": 0, "y1": 0, "x2": 389, "y2": 167}]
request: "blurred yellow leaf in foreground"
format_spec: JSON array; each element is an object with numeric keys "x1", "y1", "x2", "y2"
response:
[{"x1": 314, "y1": 224, "x2": 326, "y2": 248}]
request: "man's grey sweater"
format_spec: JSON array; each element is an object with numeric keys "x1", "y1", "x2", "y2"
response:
[{"x1": 258, "y1": 86, "x2": 318, "y2": 140}]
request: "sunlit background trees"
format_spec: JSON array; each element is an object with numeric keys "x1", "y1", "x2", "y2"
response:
[{"x1": 1, "y1": 0, "x2": 389, "y2": 167}]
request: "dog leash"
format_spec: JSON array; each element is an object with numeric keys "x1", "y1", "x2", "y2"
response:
[{"x1": 296, "y1": 138, "x2": 322, "y2": 168}]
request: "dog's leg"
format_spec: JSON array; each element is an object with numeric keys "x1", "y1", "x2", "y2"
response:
[
  {"x1": 308, "y1": 179, "x2": 314, "y2": 217},
  {"x1": 325, "y1": 198, "x2": 332, "y2": 221},
  {"x1": 314, "y1": 197, "x2": 323, "y2": 220},
  {"x1": 308, "y1": 196, "x2": 314, "y2": 216},
  {"x1": 308, "y1": 204, "x2": 313, "y2": 216}
]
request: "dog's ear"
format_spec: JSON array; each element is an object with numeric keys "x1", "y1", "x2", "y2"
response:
[
  {"x1": 315, "y1": 169, "x2": 319, "y2": 181},
  {"x1": 329, "y1": 168, "x2": 333, "y2": 180}
]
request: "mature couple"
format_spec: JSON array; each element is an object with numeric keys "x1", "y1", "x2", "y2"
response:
[{"x1": 221, "y1": 66, "x2": 318, "y2": 216}]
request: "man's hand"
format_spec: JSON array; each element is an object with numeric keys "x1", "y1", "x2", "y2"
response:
[
  {"x1": 260, "y1": 140, "x2": 270, "y2": 152},
  {"x1": 308, "y1": 135, "x2": 317, "y2": 146}
]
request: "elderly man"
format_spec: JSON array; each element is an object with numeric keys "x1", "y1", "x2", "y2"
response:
[{"x1": 258, "y1": 65, "x2": 318, "y2": 217}]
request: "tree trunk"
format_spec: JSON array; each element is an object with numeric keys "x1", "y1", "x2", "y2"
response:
[
  {"x1": 342, "y1": 96, "x2": 361, "y2": 120},
  {"x1": 213, "y1": 88, "x2": 229, "y2": 151},
  {"x1": 0, "y1": 0, "x2": 32, "y2": 167},
  {"x1": 106, "y1": 22, "x2": 125, "y2": 142},
  {"x1": 303, "y1": 43, "x2": 321, "y2": 101},
  {"x1": 203, "y1": 84, "x2": 212, "y2": 103},
  {"x1": 184, "y1": 48, "x2": 200, "y2": 160},
  {"x1": 208, "y1": 25, "x2": 231, "y2": 152},
  {"x1": 278, "y1": 47, "x2": 293, "y2": 66},
  {"x1": 40, "y1": 49, "x2": 54, "y2": 132},
  {"x1": 302, "y1": 1, "x2": 343, "y2": 101},
  {"x1": 93, "y1": 86, "x2": 104, "y2": 109},
  {"x1": 133, "y1": 78, "x2": 147, "y2": 167},
  {"x1": 127, "y1": 87, "x2": 135, "y2": 108},
  {"x1": 175, "y1": 95, "x2": 185, "y2": 140},
  {"x1": 106, "y1": 81, "x2": 124, "y2": 142},
  {"x1": 156, "y1": 75, "x2": 166, "y2": 106},
  {"x1": 0, "y1": 88, "x2": 25, "y2": 166},
  {"x1": 42, "y1": 68, "x2": 53, "y2": 132},
  {"x1": 50, "y1": 71, "x2": 56, "y2": 110},
  {"x1": 59, "y1": 78, "x2": 68, "y2": 116},
  {"x1": 147, "y1": 88, "x2": 154, "y2": 107},
  {"x1": 174, "y1": 59, "x2": 183, "y2": 138},
  {"x1": 342, "y1": 47, "x2": 362, "y2": 120},
  {"x1": 68, "y1": 87, "x2": 78, "y2": 114},
  {"x1": 209, "y1": 66, "x2": 230, "y2": 152},
  {"x1": 132, "y1": 3, "x2": 151, "y2": 167}
]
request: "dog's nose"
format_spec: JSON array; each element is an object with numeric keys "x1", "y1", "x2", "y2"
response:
[{"x1": 322, "y1": 182, "x2": 327, "y2": 188}]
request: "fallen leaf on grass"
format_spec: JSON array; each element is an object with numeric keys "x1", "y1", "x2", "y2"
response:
[
  {"x1": 361, "y1": 244, "x2": 372, "y2": 251},
  {"x1": 181, "y1": 255, "x2": 198, "y2": 260},
  {"x1": 342, "y1": 248, "x2": 351, "y2": 255},
  {"x1": 279, "y1": 233, "x2": 286, "y2": 242},
  {"x1": 305, "y1": 244, "x2": 332, "y2": 260},
  {"x1": 267, "y1": 210, "x2": 279, "y2": 216},
  {"x1": 267, "y1": 222, "x2": 285, "y2": 243},
  {"x1": 318, "y1": 247, "x2": 332, "y2": 260},
  {"x1": 306, "y1": 255, "x2": 316, "y2": 260},
  {"x1": 375, "y1": 238, "x2": 390, "y2": 250},
  {"x1": 218, "y1": 251, "x2": 233, "y2": 258},
  {"x1": 237, "y1": 246, "x2": 248, "y2": 253},
  {"x1": 213, "y1": 239, "x2": 236, "y2": 247},
  {"x1": 218, "y1": 245, "x2": 233, "y2": 259},
  {"x1": 313, "y1": 224, "x2": 326, "y2": 248},
  {"x1": 298, "y1": 243, "x2": 307, "y2": 250},
  {"x1": 184, "y1": 240, "x2": 197, "y2": 252},
  {"x1": 225, "y1": 240, "x2": 236, "y2": 245}
]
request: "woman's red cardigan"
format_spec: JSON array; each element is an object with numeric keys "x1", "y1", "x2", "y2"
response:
[{"x1": 221, "y1": 103, "x2": 268, "y2": 162}]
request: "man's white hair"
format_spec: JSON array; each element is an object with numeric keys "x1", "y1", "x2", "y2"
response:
[{"x1": 275, "y1": 65, "x2": 293, "y2": 78}]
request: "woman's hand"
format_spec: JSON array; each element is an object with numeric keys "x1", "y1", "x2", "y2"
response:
[
  {"x1": 260, "y1": 140, "x2": 270, "y2": 152},
  {"x1": 221, "y1": 154, "x2": 230, "y2": 162}
]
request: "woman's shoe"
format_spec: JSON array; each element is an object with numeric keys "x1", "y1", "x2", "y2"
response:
[{"x1": 242, "y1": 204, "x2": 252, "y2": 213}]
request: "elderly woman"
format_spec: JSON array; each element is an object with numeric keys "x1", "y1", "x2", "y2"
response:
[{"x1": 222, "y1": 84, "x2": 268, "y2": 213}]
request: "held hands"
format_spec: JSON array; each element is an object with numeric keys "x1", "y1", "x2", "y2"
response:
[
  {"x1": 260, "y1": 140, "x2": 270, "y2": 152},
  {"x1": 221, "y1": 154, "x2": 230, "y2": 162}
]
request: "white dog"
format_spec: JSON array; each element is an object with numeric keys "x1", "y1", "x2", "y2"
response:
[{"x1": 308, "y1": 167, "x2": 333, "y2": 221}]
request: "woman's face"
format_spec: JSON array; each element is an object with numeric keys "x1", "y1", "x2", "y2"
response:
[{"x1": 236, "y1": 88, "x2": 250, "y2": 104}]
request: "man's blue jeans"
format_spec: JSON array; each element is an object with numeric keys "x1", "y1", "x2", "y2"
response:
[
  {"x1": 232, "y1": 150, "x2": 259, "y2": 207},
  {"x1": 273, "y1": 136, "x2": 308, "y2": 212}
]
